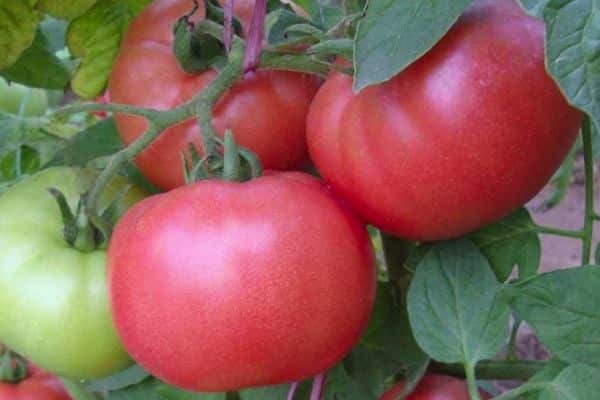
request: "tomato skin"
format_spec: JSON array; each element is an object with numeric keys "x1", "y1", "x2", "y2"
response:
[
  {"x1": 108, "y1": 172, "x2": 376, "y2": 391},
  {"x1": 109, "y1": 0, "x2": 321, "y2": 191},
  {"x1": 307, "y1": 0, "x2": 582, "y2": 241},
  {"x1": 0, "y1": 168, "x2": 146, "y2": 379},
  {"x1": 0, "y1": 78, "x2": 48, "y2": 117},
  {"x1": 380, "y1": 375, "x2": 490, "y2": 400},
  {"x1": 0, "y1": 365, "x2": 71, "y2": 400}
]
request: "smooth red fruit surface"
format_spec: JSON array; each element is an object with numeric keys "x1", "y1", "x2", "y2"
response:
[
  {"x1": 109, "y1": 0, "x2": 321, "y2": 190},
  {"x1": 381, "y1": 375, "x2": 490, "y2": 400},
  {"x1": 0, "y1": 367, "x2": 70, "y2": 400},
  {"x1": 307, "y1": 0, "x2": 582, "y2": 241},
  {"x1": 108, "y1": 172, "x2": 376, "y2": 391}
]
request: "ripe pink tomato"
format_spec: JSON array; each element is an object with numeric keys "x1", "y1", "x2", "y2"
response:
[
  {"x1": 307, "y1": 0, "x2": 582, "y2": 240},
  {"x1": 108, "y1": 172, "x2": 376, "y2": 391},
  {"x1": 109, "y1": 0, "x2": 321, "y2": 190}
]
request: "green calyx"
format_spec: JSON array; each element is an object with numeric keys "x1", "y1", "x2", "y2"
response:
[
  {"x1": 47, "y1": 186, "x2": 128, "y2": 251},
  {"x1": 0, "y1": 350, "x2": 27, "y2": 383}
]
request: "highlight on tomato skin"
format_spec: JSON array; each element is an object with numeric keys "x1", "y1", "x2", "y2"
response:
[
  {"x1": 107, "y1": 172, "x2": 377, "y2": 392},
  {"x1": 306, "y1": 0, "x2": 582, "y2": 242},
  {"x1": 380, "y1": 374, "x2": 491, "y2": 400},
  {"x1": 109, "y1": 0, "x2": 322, "y2": 191}
]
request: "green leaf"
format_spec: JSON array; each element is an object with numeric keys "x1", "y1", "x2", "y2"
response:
[
  {"x1": 544, "y1": 142, "x2": 577, "y2": 210},
  {"x1": 267, "y1": 8, "x2": 320, "y2": 45},
  {"x1": 518, "y1": 0, "x2": 550, "y2": 17},
  {"x1": 36, "y1": 0, "x2": 98, "y2": 20},
  {"x1": 503, "y1": 266, "x2": 600, "y2": 368},
  {"x1": 295, "y1": 0, "x2": 345, "y2": 29},
  {"x1": 345, "y1": 282, "x2": 429, "y2": 398},
  {"x1": 539, "y1": 364, "x2": 600, "y2": 400},
  {"x1": 0, "y1": 112, "x2": 50, "y2": 157},
  {"x1": 523, "y1": 359, "x2": 569, "y2": 400},
  {"x1": 86, "y1": 364, "x2": 149, "y2": 392},
  {"x1": 0, "y1": 146, "x2": 40, "y2": 183},
  {"x1": 1, "y1": 28, "x2": 71, "y2": 89},
  {"x1": 239, "y1": 384, "x2": 291, "y2": 399},
  {"x1": 0, "y1": 1, "x2": 40, "y2": 70},
  {"x1": 67, "y1": 0, "x2": 151, "y2": 99},
  {"x1": 353, "y1": 0, "x2": 473, "y2": 91},
  {"x1": 469, "y1": 208, "x2": 541, "y2": 282},
  {"x1": 46, "y1": 117, "x2": 123, "y2": 167},
  {"x1": 595, "y1": 241, "x2": 599, "y2": 265},
  {"x1": 407, "y1": 239, "x2": 510, "y2": 365},
  {"x1": 536, "y1": 0, "x2": 600, "y2": 130},
  {"x1": 107, "y1": 378, "x2": 224, "y2": 400},
  {"x1": 325, "y1": 363, "x2": 374, "y2": 400}
]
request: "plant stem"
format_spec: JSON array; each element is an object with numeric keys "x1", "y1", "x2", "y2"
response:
[
  {"x1": 581, "y1": 115, "x2": 596, "y2": 264},
  {"x1": 287, "y1": 382, "x2": 299, "y2": 400},
  {"x1": 433, "y1": 360, "x2": 545, "y2": 381},
  {"x1": 534, "y1": 224, "x2": 584, "y2": 239},
  {"x1": 310, "y1": 373, "x2": 327, "y2": 400},
  {"x1": 54, "y1": 102, "x2": 160, "y2": 119},
  {"x1": 196, "y1": 42, "x2": 244, "y2": 159},
  {"x1": 491, "y1": 382, "x2": 548, "y2": 400},
  {"x1": 465, "y1": 363, "x2": 482, "y2": 400},
  {"x1": 506, "y1": 319, "x2": 522, "y2": 361}
]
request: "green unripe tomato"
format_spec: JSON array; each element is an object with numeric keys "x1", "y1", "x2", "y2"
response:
[
  {"x1": 0, "y1": 78, "x2": 48, "y2": 116},
  {"x1": 0, "y1": 167, "x2": 146, "y2": 379}
]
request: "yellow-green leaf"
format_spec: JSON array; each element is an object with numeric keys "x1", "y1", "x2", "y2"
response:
[
  {"x1": 0, "y1": 2, "x2": 40, "y2": 69},
  {"x1": 36, "y1": 0, "x2": 98, "y2": 20},
  {"x1": 66, "y1": 0, "x2": 151, "y2": 99}
]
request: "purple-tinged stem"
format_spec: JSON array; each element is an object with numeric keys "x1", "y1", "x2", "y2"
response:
[
  {"x1": 310, "y1": 372, "x2": 327, "y2": 400},
  {"x1": 286, "y1": 382, "x2": 299, "y2": 400},
  {"x1": 242, "y1": 0, "x2": 267, "y2": 73}
]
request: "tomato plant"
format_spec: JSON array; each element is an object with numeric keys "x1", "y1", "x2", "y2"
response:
[
  {"x1": 1, "y1": 0, "x2": 599, "y2": 399},
  {"x1": 0, "y1": 167, "x2": 146, "y2": 379},
  {"x1": 109, "y1": 0, "x2": 321, "y2": 190},
  {"x1": 108, "y1": 172, "x2": 376, "y2": 391},
  {"x1": 307, "y1": 0, "x2": 582, "y2": 241},
  {"x1": 0, "y1": 78, "x2": 48, "y2": 117},
  {"x1": 380, "y1": 375, "x2": 490, "y2": 400}
]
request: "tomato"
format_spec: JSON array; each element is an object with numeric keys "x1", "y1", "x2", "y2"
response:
[
  {"x1": 381, "y1": 375, "x2": 490, "y2": 400},
  {"x1": 0, "y1": 363, "x2": 71, "y2": 400},
  {"x1": 307, "y1": 0, "x2": 582, "y2": 241},
  {"x1": 0, "y1": 167, "x2": 146, "y2": 379},
  {"x1": 0, "y1": 78, "x2": 48, "y2": 117},
  {"x1": 108, "y1": 172, "x2": 376, "y2": 391},
  {"x1": 109, "y1": 0, "x2": 321, "y2": 191}
]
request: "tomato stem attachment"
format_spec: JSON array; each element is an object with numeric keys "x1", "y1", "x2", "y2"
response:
[{"x1": 310, "y1": 372, "x2": 327, "y2": 400}]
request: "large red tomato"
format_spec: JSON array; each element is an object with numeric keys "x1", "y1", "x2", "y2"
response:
[
  {"x1": 307, "y1": 0, "x2": 582, "y2": 241},
  {"x1": 0, "y1": 365, "x2": 70, "y2": 400},
  {"x1": 381, "y1": 375, "x2": 490, "y2": 400},
  {"x1": 108, "y1": 172, "x2": 376, "y2": 391},
  {"x1": 109, "y1": 0, "x2": 321, "y2": 190}
]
